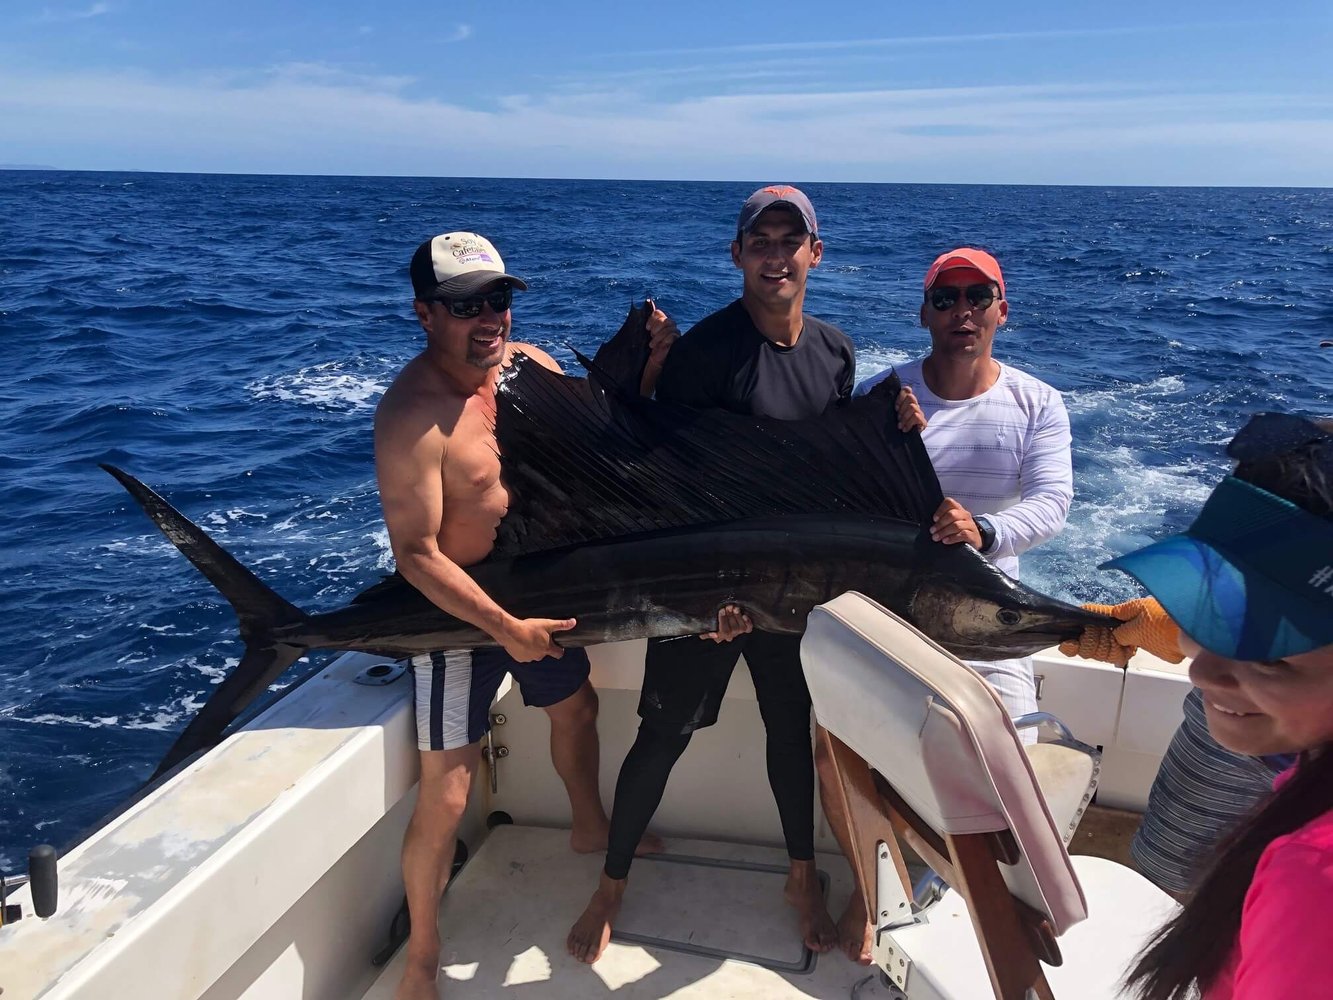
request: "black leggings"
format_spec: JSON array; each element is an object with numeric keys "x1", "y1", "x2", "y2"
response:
[{"x1": 604, "y1": 630, "x2": 815, "y2": 880}]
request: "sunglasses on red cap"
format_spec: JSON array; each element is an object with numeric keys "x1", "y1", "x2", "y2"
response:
[
  {"x1": 433, "y1": 285, "x2": 513, "y2": 319},
  {"x1": 927, "y1": 283, "x2": 998, "y2": 311}
]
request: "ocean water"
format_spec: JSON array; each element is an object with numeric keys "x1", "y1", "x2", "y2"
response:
[{"x1": 0, "y1": 171, "x2": 1329, "y2": 871}]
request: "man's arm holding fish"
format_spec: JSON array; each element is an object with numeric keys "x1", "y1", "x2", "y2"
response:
[
  {"x1": 640, "y1": 298, "x2": 680, "y2": 397},
  {"x1": 856, "y1": 372, "x2": 997, "y2": 550},
  {"x1": 894, "y1": 384, "x2": 927, "y2": 434},
  {"x1": 700, "y1": 604, "x2": 753, "y2": 643},
  {"x1": 373, "y1": 351, "x2": 575, "y2": 663},
  {"x1": 645, "y1": 307, "x2": 732, "y2": 410},
  {"x1": 882, "y1": 381, "x2": 1013, "y2": 553}
]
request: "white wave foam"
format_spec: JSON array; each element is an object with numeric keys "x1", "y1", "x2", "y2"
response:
[
  {"x1": 124, "y1": 714, "x2": 183, "y2": 732},
  {"x1": 368, "y1": 526, "x2": 392, "y2": 568},
  {"x1": 15, "y1": 713, "x2": 122, "y2": 729},
  {"x1": 202, "y1": 507, "x2": 269, "y2": 529},
  {"x1": 122, "y1": 684, "x2": 212, "y2": 731},
  {"x1": 186, "y1": 656, "x2": 235, "y2": 685},
  {"x1": 124, "y1": 709, "x2": 192, "y2": 732},
  {"x1": 136, "y1": 623, "x2": 209, "y2": 637},
  {"x1": 1027, "y1": 443, "x2": 1218, "y2": 603},
  {"x1": 854, "y1": 347, "x2": 913, "y2": 385},
  {"x1": 1064, "y1": 375, "x2": 1186, "y2": 417},
  {"x1": 249, "y1": 362, "x2": 387, "y2": 412}
]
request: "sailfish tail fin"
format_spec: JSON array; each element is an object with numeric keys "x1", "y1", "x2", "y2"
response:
[{"x1": 101, "y1": 465, "x2": 311, "y2": 777}]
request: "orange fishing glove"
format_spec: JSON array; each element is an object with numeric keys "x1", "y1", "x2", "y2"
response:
[{"x1": 1059, "y1": 597, "x2": 1184, "y2": 667}]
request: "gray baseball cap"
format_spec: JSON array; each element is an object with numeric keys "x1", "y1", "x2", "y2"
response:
[{"x1": 736, "y1": 185, "x2": 818, "y2": 239}]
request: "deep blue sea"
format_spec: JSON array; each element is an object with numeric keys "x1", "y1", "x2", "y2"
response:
[{"x1": 0, "y1": 171, "x2": 1329, "y2": 872}]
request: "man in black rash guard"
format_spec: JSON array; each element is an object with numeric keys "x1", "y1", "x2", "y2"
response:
[{"x1": 567, "y1": 185, "x2": 854, "y2": 964}]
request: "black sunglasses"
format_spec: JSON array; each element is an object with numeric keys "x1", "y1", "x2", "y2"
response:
[
  {"x1": 435, "y1": 285, "x2": 513, "y2": 319},
  {"x1": 927, "y1": 283, "x2": 998, "y2": 311}
]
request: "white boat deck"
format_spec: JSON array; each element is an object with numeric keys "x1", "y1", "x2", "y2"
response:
[
  {"x1": 0, "y1": 641, "x2": 1187, "y2": 1000},
  {"x1": 362, "y1": 824, "x2": 898, "y2": 999}
]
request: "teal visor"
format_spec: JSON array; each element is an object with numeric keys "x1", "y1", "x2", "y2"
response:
[{"x1": 1103, "y1": 475, "x2": 1333, "y2": 661}]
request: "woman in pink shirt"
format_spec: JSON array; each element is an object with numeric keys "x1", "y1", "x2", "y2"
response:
[{"x1": 1110, "y1": 413, "x2": 1333, "y2": 1000}]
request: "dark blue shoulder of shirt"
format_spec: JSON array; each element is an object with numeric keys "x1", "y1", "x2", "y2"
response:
[{"x1": 799, "y1": 314, "x2": 855, "y2": 400}]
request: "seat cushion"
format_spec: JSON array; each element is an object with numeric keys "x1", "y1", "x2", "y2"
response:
[
  {"x1": 888, "y1": 855, "x2": 1178, "y2": 999},
  {"x1": 1026, "y1": 743, "x2": 1098, "y2": 845}
]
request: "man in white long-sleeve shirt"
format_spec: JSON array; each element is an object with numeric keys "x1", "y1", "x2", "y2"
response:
[
  {"x1": 857, "y1": 246, "x2": 1073, "y2": 715},
  {"x1": 823, "y1": 247, "x2": 1073, "y2": 967}
]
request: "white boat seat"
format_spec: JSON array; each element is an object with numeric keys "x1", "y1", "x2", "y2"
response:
[
  {"x1": 887, "y1": 854, "x2": 1177, "y2": 999},
  {"x1": 801, "y1": 592, "x2": 1177, "y2": 1000},
  {"x1": 1025, "y1": 742, "x2": 1097, "y2": 846}
]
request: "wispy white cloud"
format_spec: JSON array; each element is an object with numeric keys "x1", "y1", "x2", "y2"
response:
[
  {"x1": 540, "y1": 55, "x2": 861, "y2": 96},
  {"x1": 0, "y1": 66, "x2": 1328, "y2": 186},
  {"x1": 34, "y1": 2, "x2": 110, "y2": 23},
  {"x1": 254, "y1": 61, "x2": 417, "y2": 94},
  {"x1": 447, "y1": 24, "x2": 471, "y2": 43},
  {"x1": 616, "y1": 22, "x2": 1280, "y2": 59},
  {"x1": 624, "y1": 27, "x2": 1139, "y2": 59}
]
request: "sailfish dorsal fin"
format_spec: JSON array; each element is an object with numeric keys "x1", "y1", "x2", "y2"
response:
[{"x1": 489, "y1": 304, "x2": 944, "y2": 559}]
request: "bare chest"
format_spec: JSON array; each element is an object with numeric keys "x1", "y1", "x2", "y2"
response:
[{"x1": 438, "y1": 399, "x2": 509, "y2": 563}]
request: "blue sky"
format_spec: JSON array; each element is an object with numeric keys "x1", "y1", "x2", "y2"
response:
[{"x1": 2, "y1": 1, "x2": 1331, "y2": 184}]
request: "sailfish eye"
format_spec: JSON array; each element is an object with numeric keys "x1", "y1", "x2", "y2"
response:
[{"x1": 996, "y1": 609, "x2": 1022, "y2": 626}]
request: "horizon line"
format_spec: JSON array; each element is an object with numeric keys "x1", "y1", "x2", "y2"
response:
[{"x1": 2, "y1": 165, "x2": 1329, "y2": 192}]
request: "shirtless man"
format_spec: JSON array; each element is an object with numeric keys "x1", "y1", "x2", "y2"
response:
[{"x1": 377, "y1": 231, "x2": 621, "y2": 1000}]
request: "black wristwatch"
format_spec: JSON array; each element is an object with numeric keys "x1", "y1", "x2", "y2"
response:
[{"x1": 975, "y1": 516, "x2": 996, "y2": 553}]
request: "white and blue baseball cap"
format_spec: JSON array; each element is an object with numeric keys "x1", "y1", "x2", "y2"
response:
[{"x1": 410, "y1": 231, "x2": 528, "y2": 300}]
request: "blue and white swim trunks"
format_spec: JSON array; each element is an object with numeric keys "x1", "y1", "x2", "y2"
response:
[{"x1": 408, "y1": 646, "x2": 591, "y2": 752}]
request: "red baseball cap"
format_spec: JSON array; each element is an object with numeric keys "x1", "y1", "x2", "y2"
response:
[{"x1": 923, "y1": 248, "x2": 1005, "y2": 299}]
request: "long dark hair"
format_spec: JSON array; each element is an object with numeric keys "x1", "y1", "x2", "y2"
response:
[
  {"x1": 1125, "y1": 419, "x2": 1333, "y2": 1000},
  {"x1": 1126, "y1": 752, "x2": 1333, "y2": 999}
]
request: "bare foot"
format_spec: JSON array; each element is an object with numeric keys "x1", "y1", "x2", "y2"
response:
[
  {"x1": 570, "y1": 821, "x2": 665, "y2": 856},
  {"x1": 784, "y1": 860, "x2": 837, "y2": 954},
  {"x1": 635, "y1": 830, "x2": 665, "y2": 855},
  {"x1": 394, "y1": 957, "x2": 439, "y2": 999},
  {"x1": 837, "y1": 892, "x2": 873, "y2": 965},
  {"x1": 567, "y1": 873, "x2": 626, "y2": 964}
]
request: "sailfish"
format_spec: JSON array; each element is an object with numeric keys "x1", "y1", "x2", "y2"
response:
[{"x1": 104, "y1": 303, "x2": 1114, "y2": 777}]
